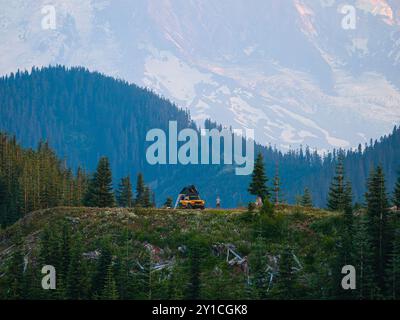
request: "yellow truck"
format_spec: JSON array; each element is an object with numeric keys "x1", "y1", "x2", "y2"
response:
[{"x1": 175, "y1": 185, "x2": 205, "y2": 209}]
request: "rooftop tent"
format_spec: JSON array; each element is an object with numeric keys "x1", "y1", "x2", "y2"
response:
[{"x1": 179, "y1": 185, "x2": 199, "y2": 196}]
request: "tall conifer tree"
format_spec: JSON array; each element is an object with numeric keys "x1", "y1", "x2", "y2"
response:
[
  {"x1": 386, "y1": 228, "x2": 400, "y2": 299},
  {"x1": 135, "y1": 173, "x2": 145, "y2": 207},
  {"x1": 84, "y1": 157, "x2": 114, "y2": 207},
  {"x1": 365, "y1": 165, "x2": 390, "y2": 293},
  {"x1": 101, "y1": 264, "x2": 119, "y2": 300},
  {"x1": 393, "y1": 173, "x2": 400, "y2": 210},
  {"x1": 300, "y1": 188, "x2": 313, "y2": 207},
  {"x1": 327, "y1": 155, "x2": 347, "y2": 211},
  {"x1": 116, "y1": 176, "x2": 133, "y2": 208},
  {"x1": 248, "y1": 152, "x2": 269, "y2": 200}
]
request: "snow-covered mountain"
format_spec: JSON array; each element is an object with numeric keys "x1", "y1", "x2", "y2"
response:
[{"x1": 1, "y1": 0, "x2": 400, "y2": 150}]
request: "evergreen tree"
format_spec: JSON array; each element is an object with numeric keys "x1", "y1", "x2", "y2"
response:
[
  {"x1": 59, "y1": 222, "x2": 71, "y2": 287},
  {"x1": 91, "y1": 244, "x2": 112, "y2": 297},
  {"x1": 272, "y1": 163, "x2": 282, "y2": 206},
  {"x1": 101, "y1": 264, "x2": 119, "y2": 300},
  {"x1": 328, "y1": 170, "x2": 354, "y2": 299},
  {"x1": 248, "y1": 152, "x2": 269, "y2": 200},
  {"x1": 135, "y1": 173, "x2": 145, "y2": 207},
  {"x1": 21, "y1": 264, "x2": 40, "y2": 300},
  {"x1": 274, "y1": 246, "x2": 297, "y2": 299},
  {"x1": 116, "y1": 176, "x2": 133, "y2": 208},
  {"x1": 66, "y1": 233, "x2": 87, "y2": 299},
  {"x1": 0, "y1": 178, "x2": 5, "y2": 207},
  {"x1": 327, "y1": 156, "x2": 347, "y2": 211},
  {"x1": 142, "y1": 186, "x2": 152, "y2": 208},
  {"x1": 332, "y1": 181, "x2": 355, "y2": 301},
  {"x1": 186, "y1": 239, "x2": 202, "y2": 300},
  {"x1": 5, "y1": 236, "x2": 25, "y2": 299},
  {"x1": 74, "y1": 167, "x2": 89, "y2": 206},
  {"x1": 114, "y1": 238, "x2": 136, "y2": 299},
  {"x1": 38, "y1": 227, "x2": 61, "y2": 270},
  {"x1": 365, "y1": 165, "x2": 391, "y2": 294},
  {"x1": 300, "y1": 188, "x2": 313, "y2": 207},
  {"x1": 250, "y1": 237, "x2": 269, "y2": 299},
  {"x1": 393, "y1": 173, "x2": 400, "y2": 210},
  {"x1": 342, "y1": 180, "x2": 354, "y2": 257},
  {"x1": 0, "y1": 178, "x2": 7, "y2": 228},
  {"x1": 84, "y1": 157, "x2": 114, "y2": 208},
  {"x1": 166, "y1": 259, "x2": 187, "y2": 299},
  {"x1": 386, "y1": 228, "x2": 400, "y2": 299},
  {"x1": 353, "y1": 215, "x2": 376, "y2": 299},
  {"x1": 83, "y1": 174, "x2": 98, "y2": 207}
]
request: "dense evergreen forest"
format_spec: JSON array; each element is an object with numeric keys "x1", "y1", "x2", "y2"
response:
[
  {"x1": 0, "y1": 66, "x2": 399, "y2": 208},
  {"x1": 0, "y1": 133, "x2": 156, "y2": 228},
  {"x1": 0, "y1": 169, "x2": 399, "y2": 299},
  {"x1": 1, "y1": 119, "x2": 400, "y2": 299},
  {"x1": 0, "y1": 134, "x2": 86, "y2": 227}
]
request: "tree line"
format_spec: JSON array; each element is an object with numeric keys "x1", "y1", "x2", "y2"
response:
[
  {"x1": 0, "y1": 133, "x2": 154, "y2": 228},
  {"x1": 248, "y1": 151, "x2": 400, "y2": 299},
  {"x1": 2, "y1": 148, "x2": 400, "y2": 299}
]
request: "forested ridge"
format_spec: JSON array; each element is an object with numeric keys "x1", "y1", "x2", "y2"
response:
[
  {"x1": 1, "y1": 66, "x2": 400, "y2": 299},
  {"x1": 0, "y1": 65, "x2": 400, "y2": 208}
]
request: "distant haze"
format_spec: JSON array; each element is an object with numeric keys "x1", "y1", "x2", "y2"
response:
[{"x1": 1, "y1": 0, "x2": 400, "y2": 150}]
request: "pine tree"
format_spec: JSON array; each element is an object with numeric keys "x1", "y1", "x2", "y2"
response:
[
  {"x1": 101, "y1": 264, "x2": 119, "y2": 300},
  {"x1": 6, "y1": 236, "x2": 25, "y2": 299},
  {"x1": 274, "y1": 246, "x2": 297, "y2": 299},
  {"x1": 91, "y1": 244, "x2": 112, "y2": 297},
  {"x1": 250, "y1": 237, "x2": 269, "y2": 299},
  {"x1": 165, "y1": 259, "x2": 187, "y2": 299},
  {"x1": 327, "y1": 155, "x2": 347, "y2": 211},
  {"x1": 342, "y1": 180, "x2": 354, "y2": 258},
  {"x1": 332, "y1": 180, "x2": 355, "y2": 300},
  {"x1": 248, "y1": 152, "x2": 269, "y2": 200},
  {"x1": 66, "y1": 233, "x2": 87, "y2": 299},
  {"x1": 272, "y1": 163, "x2": 282, "y2": 206},
  {"x1": 114, "y1": 236, "x2": 136, "y2": 299},
  {"x1": 74, "y1": 167, "x2": 89, "y2": 206},
  {"x1": 83, "y1": 174, "x2": 97, "y2": 207},
  {"x1": 38, "y1": 227, "x2": 61, "y2": 269},
  {"x1": 300, "y1": 188, "x2": 313, "y2": 207},
  {"x1": 84, "y1": 157, "x2": 114, "y2": 207},
  {"x1": 353, "y1": 215, "x2": 376, "y2": 299},
  {"x1": 0, "y1": 177, "x2": 7, "y2": 228},
  {"x1": 135, "y1": 173, "x2": 145, "y2": 207},
  {"x1": 95, "y1": 157, "x2": 115, "y2": 207},
  {"x1": 142, "y1": 186, "x2": 152, "y2": 208},
  {"x1": 386, "y1": 228, "x2": 400, "y2": 299},
  {"x1": 393, "y1": 173, "x2": 400, "y2": 210},
  {"x1": 59, "y1": 222, "x2": 71, "y2": 281},
  {"x1": 116, "y1": 176, "x2": 133, "y2": 208},
  {"x1": 365, "y1": 165, "x2": 390, "y2": 293},
  {"x1": 186, "y1": 239, "x2": 202, "y2": 300}
]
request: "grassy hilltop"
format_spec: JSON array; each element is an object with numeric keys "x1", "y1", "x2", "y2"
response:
[{"x1": 0, "y1": 206, "x2": 345, "y2": 300}]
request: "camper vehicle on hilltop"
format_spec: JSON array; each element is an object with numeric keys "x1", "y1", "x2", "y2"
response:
[{"x1": 174, "y1": 185, "x2": 205, "y2": 210}]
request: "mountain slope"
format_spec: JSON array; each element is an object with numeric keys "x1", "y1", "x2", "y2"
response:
[
  {"x1": 1, "y1": 0, "x2": 399, "y2": 149},
  {"x1": 1, "y1": 66, "x2": 399, "y2": 207},
  {"x1": 0, "y1": 206, "x2": 342, "y2": 299}
]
